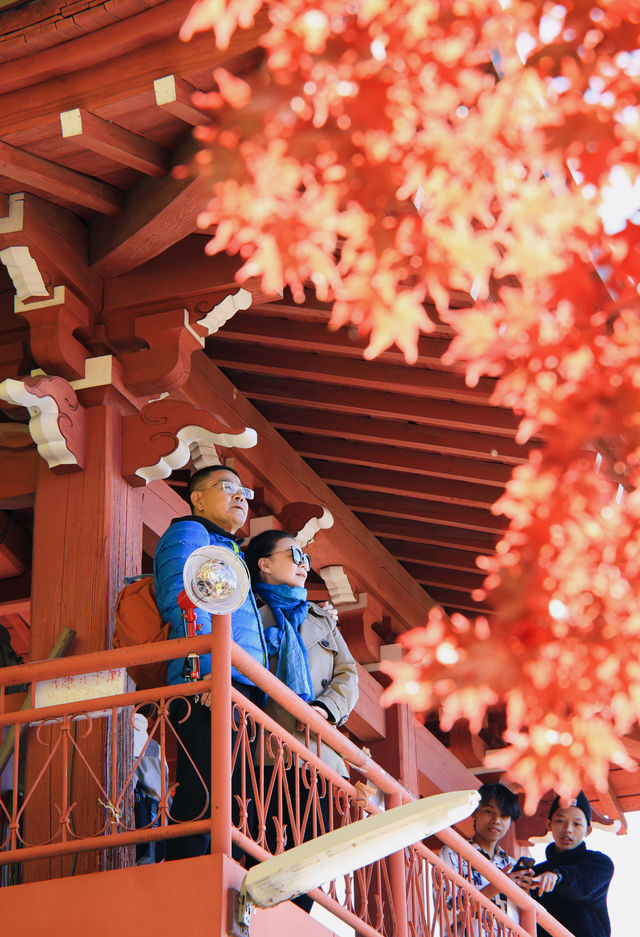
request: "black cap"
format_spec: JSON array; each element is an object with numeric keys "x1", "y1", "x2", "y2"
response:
[{"x1": 548, "y1": 791, "x2": 591, "y2": 825}]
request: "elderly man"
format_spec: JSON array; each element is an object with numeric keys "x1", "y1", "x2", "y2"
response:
[{"x1": 154, "y1": 464, "x2": 267, "y2": 860}]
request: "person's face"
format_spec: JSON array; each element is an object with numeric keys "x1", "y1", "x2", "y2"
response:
[
  {"x1": 257, "y1": 536, "x2": 310, "y2": 589},
  {"x1": 473, "y1": 799, "x2": 512, "y2": 844},
  {"x1": 549, "y1": 806, "x2": 590, "y2": 851},
  {"x1": 189, "y1": 470, "x2": 249, "y2": 534}
]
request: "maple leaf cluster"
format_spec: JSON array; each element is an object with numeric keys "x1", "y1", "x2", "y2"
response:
[{"x1": 182, "y1": 0, "x2": 640, "y2": 806}]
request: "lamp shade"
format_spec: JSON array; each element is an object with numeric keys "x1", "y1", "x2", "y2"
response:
[
  {"x1": 182, "y1": 544, "x2": 250, "y2": 615},
  {"x1": 242, "y1": 789, "x2": 481, "y2": 908}
]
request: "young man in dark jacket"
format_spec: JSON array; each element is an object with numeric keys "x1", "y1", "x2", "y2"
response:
[
  {"x1": 533, "y1": 791, "x2": 613, "y2": 937},
  {"x1": 154, "y1": 464, "x2": 267, "y2": 860}
]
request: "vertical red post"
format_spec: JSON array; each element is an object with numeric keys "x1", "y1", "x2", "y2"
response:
[
  {"x1": 519, "y1": 905, "x2": 537, "y2": 935},
  {"x1": 209, "y1": 612, "x2": 232, "y2": 856},
  {"x1": 386, "y1": 790, "x2": 409, "y2": 937},
  {"x1": 24, "y1": 404, "x2": 143, "y2": 880}
]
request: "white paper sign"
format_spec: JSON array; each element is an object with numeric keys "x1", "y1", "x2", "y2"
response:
[{"x1": 34, "y1": 668, "x2": 127, "y2": 716}]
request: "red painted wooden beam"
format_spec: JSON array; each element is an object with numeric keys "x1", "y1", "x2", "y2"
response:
[
  {"x1": 335, "y1": 487, "x2": 507, "y2": 533},
  {"x1": 306, "y1": 457, "x2": 499, "y2": 509},
  {"x1": 208, "y1": 340, "x2": 497, "y2": 404},
  {"x1": 284, "y1": 432, "x2": 512, "y2": 486},
  {"x1": 0, "y1": 141, "x2": 122, "y2": 215},
  {"x1": 224, "y1": 371, "x2": 522, "y2": 435},
  {"x1": 60, "y1": 108, "x2": 169, "y2": 176},
  {"x1": 260, "y1": 402, "x2": 529, "y2": 464}
]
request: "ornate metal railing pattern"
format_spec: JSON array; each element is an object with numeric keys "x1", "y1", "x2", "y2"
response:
[{"x1": 0, "y1": 635, "x2": 572, "y2": 937}]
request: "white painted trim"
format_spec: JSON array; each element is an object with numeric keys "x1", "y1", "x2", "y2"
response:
[{"x1": 0, "y1": 377, "x2": 79, "y2": 468}]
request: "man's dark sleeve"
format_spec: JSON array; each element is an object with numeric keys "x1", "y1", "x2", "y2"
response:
[{"x1": 533, "y1": 852, "x2": 613, "y2": 900}]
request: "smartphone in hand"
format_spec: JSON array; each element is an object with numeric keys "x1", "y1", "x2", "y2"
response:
[{"x1": 512, "y1": 857, "x2": 536, "y2": 873}]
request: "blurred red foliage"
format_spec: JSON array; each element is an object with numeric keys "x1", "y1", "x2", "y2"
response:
[{"x1": 181, "y1": 0, "x2": 640, "y2": 807}]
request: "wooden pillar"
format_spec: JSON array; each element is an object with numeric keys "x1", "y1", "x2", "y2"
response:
[
  {"x1": 23, "y1": 403, "x2": 143, "y2": 880},
  {"x1": 371, "y1": 703, "x2": 420, "y2": 797}
]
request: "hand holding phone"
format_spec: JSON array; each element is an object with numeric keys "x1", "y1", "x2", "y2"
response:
[{"x1": 512, "y1": 857, "x2": 536, "y2": 873}]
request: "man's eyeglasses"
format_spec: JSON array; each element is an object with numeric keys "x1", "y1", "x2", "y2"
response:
[
  {"x1": 269, "y1": 545, "x2": 311, "y2": 570},
  {"x1": 197, "y1": 480, "x2": 254, "y2": 500}
]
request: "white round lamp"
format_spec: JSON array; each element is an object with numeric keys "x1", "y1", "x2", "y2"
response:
[{"x1": 182, "y1": 544, "x2": 250, "y2": 615}]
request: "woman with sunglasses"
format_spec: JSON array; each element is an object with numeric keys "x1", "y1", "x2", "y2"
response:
[{"x1": 244, "y1": 529, "x2": 359, "y2": 908}]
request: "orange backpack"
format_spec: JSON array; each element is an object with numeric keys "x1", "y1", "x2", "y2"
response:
[{"x1": 112, "y1": 576, "x2": 170, "y2": 689}]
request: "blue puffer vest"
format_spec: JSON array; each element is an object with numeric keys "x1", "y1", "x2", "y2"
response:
[{"x1": 153, "y1": 515, "x2": 267, "y2": 686}]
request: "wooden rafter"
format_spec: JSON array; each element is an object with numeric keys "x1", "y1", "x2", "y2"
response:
[
  {"x1": 0, "y1": 141, "x2": 123, "y2": 216},
  {"x1": 60, "y1": 108, "x2": 169, "y2": 176},
  {"x1": 334, "y1": 488, "x2": 507, "y2": 533},
  {"x1": 224, "y1": 372, "x2": 521, "y2": 435},
  {"x1": 208, "y1": 340, "x2": 497, "y2": 404},
  {"x1": 154, "y1": 75, "x2": 210, "y2": 126},
  {"x1": 284, "y1": 432, "x2": 512, "y2": 486},
  {"x1": 260, "y1": 402, "x2": 529, "y2": 463},
  {"x1": 90, "y1": 137, "x2": 206, "y2": 275},
  {"x1": 307, "y1": 458, "x2": 499, "y2": 509}
]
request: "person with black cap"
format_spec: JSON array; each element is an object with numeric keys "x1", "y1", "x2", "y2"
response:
[{"x1": 532, "y1": 791, "x2": 614, "y2": 937}]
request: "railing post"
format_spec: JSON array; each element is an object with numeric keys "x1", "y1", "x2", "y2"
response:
[
  {"x1": 387, "y1": 790, "x2": 410, "y2": 937},
  {"x1": 210, "y1": 614, "x2": 232, "y2": 856},
  {"x1": 520, "y1": 905, "x2": 537, "y2": 935}
]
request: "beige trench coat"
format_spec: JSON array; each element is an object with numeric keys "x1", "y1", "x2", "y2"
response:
[{"x1": 256, "y1": 601, "x2": 359, "y2": 777}]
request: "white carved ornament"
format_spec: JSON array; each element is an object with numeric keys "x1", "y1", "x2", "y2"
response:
[
  {"x1": 318, "y1": 564, "x2": 357, "y2": 605},
  {"x1": 0, "y1": 377, "x2": 79, "y2": 469},
  {"x1": 135, "y1": 424, "x2": 258, "y2": 484}
]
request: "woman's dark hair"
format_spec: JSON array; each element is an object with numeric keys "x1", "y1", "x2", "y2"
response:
[
  {"x1": 477, "y1": 783, "x2": 522, "y2": 821},
  {"x1": 244, "y1": 529, "x2": 292, "y2": 584}
]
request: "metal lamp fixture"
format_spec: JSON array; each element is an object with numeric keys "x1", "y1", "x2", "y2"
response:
[
  {"x1": 179, "y1": 544, "x2": 250, "y2": 682},
  {"x1": 232, "y1": 789, "x2": 481, "y2": 933},
  {"x1": 182, "y1": 544, "x2": 250, "y2": 615}
]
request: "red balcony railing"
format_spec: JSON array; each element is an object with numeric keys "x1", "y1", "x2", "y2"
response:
[{"x1": 0, "y1": 627, "x2": 573, "y2": 937}]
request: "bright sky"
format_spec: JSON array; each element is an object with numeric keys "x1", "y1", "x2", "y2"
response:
[{"x1": 531, "y1": 810, "x2": 640, "y2": 936}]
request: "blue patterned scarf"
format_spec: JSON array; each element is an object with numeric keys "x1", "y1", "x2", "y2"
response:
[{"x1": 254, "y1": 582, "x2": 313, "y2": 701}]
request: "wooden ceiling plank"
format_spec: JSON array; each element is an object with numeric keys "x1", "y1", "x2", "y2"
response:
[
  {"x1": 307, "y1": 458, "x2": 499, "y2": 509},
  {"x1": 260, "y1": 402, "x2": 529, "y2": 464},
  {"x1": 219, "y1": 310, "x2": 456, "y2": 368},
  {"x1": 226, "y1": 372, "x2": 523, "y2": 437},
  {"x1": 368, "y1": 516, "x2": 498, "y2": 553},
  {"x1": 285, "y1": 431, "x2": 511, "y2": 487},
  {"x1": 338, "y1": 488, "x2": 507, "y2": 533},
  {"x1": 404, "y1": 563, "x2": 485, "y2": 592},
  {"x1": 0, "y1": 9, "x2": 268, "y2": 136},
  {"x1": 426, "y1": 588, "x2": 489, "y2": 614},
  {"x1": 209, "y1": 340, "x2": 497, "y2": 404},
  {"x1": 0, "y1": 0, "x2": 196, "y2": 97},
  {"x1": 380, "y1": 539, "x2": 488, "y2": 573},
  {"x1": 154, "y1": 75, "x2": 210, "y2": 126},
  {"x1": 0, "y1": 141, "x2": 123, "y2": 215},
  {"x1": 90, "y1": 137, "x2": 207, "y2": 275},
  {"x1": 60, "y1": 108, "x2": 170, "y2": 177}
]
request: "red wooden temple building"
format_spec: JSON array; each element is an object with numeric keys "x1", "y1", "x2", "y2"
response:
[{"x1": 0, "y1": 2, "x2": 637, "y2": 935}]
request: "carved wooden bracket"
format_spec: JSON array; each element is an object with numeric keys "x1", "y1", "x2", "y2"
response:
[
  {"x1": 318, "y1": 565, "x2": 358, "y2": 605},
  {"x1": 117, "y1": 309, "x2": 206, "y2": 396},
  {"x1": 121, "y1": 398, "x2": 257, "y2": 486},
  {"x1": 328, "y1": 593, "x2": 384, "y2": 664},
  {"x1": 15, "y1": 286, "x2": 91, "y2": 381},
  {"x1": 276, "y1": 502, "x2": 334, "y2": 546},
  {"x1": 0, "y1": 375, "x2": 86, "y2": 472},
  {"x1": 0, "y1": 192, "x2": 101, "y2": 309},
  {"x1": 195, "y1": 287, "x2": 252, "y2": 336}
]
